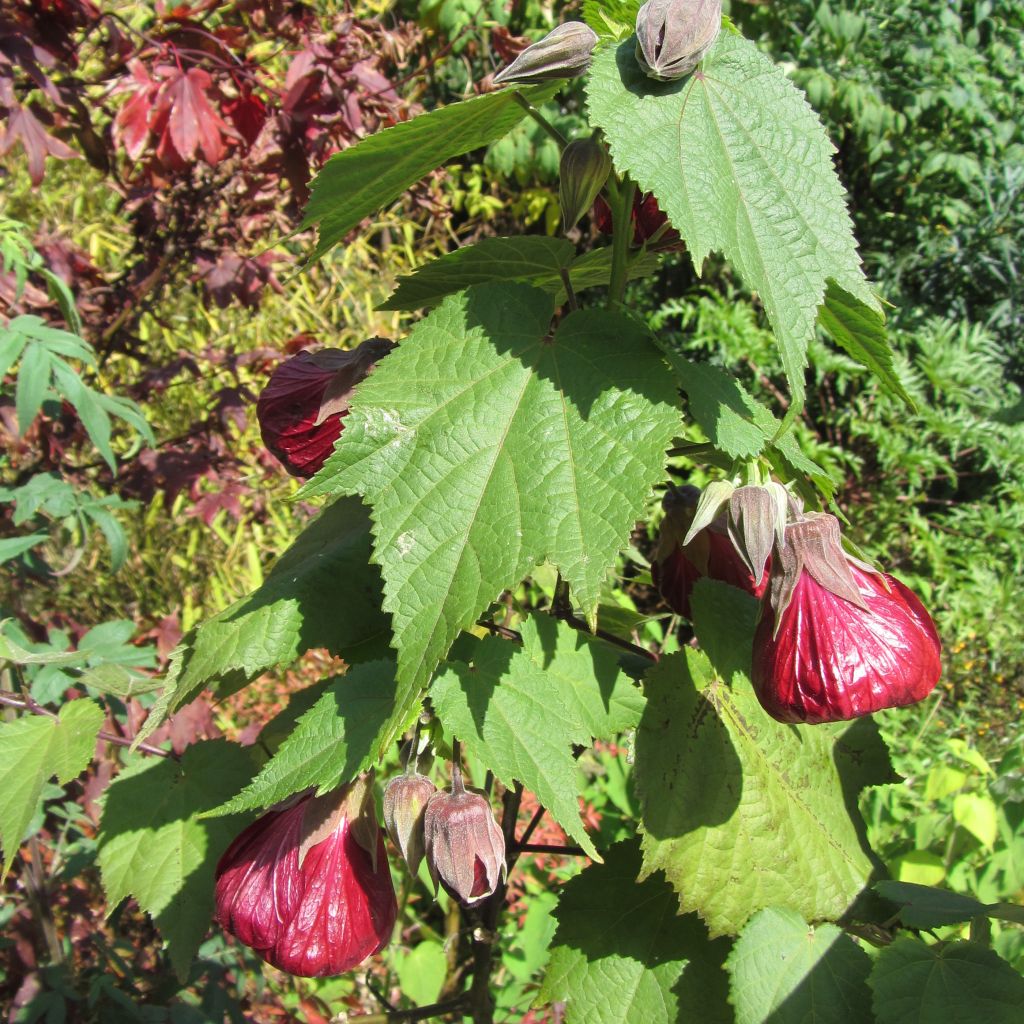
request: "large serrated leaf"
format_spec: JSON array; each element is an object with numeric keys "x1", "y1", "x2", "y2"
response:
[
  {"x1": 208, "y1": 660, "x2": 399, "y2": 816},
  {"x1": 868, "y1": 938, "x2": 1024, "y2": 1024},
  {"x1": 97, "y1": 740, "x2": 254, "y2": 980},
  {"x1": 0, "y1": 699, "x2": 103, "y2": 877},
  {"x1": 587, "y1": 33, "x2": 883, "y2": 408},
  {"x1": 635, "y1": 647, "x2": 884, "y2": 936},
  {"x1": 136, "y1": 497, "x2": 390, "y2": 746},
  {"x1": 432, "y1": 615, "x2": 644, "y2": 859},
  {"x1": 303, "y1": 85, "x2": 557, "y2": 260},
  {"x1": 539, "y1": 840, "x2": 732, "y2": 1024},
  {"x1": 727, "y1": 907, "x2": 872, "y2": 1024},
  {"x1": 301, "y1": 283, "x2": 679, "y2": 751}
]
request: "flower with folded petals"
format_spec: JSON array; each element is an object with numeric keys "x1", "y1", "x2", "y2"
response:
[
  {"x1": 256, "y1": 336, "x2": 393, "y2": 478},
  {"x1": 752, "y1": 513, "x2": 942, "y2": 724},
  {"x1": 214, "y1": 775, "x2": 397, "y2": 977},
  {"x1": 592, "y1": 191, "x2": 683, "y2": 250},
  {"x1": 383, "y1": 770, "x2": 437, "y2": 874}
]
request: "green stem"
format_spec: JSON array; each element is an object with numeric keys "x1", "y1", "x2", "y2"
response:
[
  {"x1": 607, "y1": 175, "x2": 636, "y2": 308},
  {"x1": 510, "y1": 92, "x2": 568, "y2": 148}
]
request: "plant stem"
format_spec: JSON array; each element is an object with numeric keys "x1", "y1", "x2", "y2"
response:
[
  {"x1": 559, "y1": 267, "x2": 579, "y2": 311},
  {"x1": 0, "y1": 691, "x2": 175, "y2": 759},
  {"x1": 510, "y1": 92, "x2": 568, "y2": 148},
  {"x1": 342, "y1": 995, "x2": 469, "y2": 1023},
  {"x1": 516, "y1": 842, "x2": 586, "y2": 856},
  {"x1": 467, "y1": 782, "x2": 523, "y2": 1024},
  {"x1": 607, "y1": 175, "x2": 636, "y2": 308}
]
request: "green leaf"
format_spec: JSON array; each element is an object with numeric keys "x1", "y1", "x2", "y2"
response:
[
  {"x1": 874, "y1": 882, "x2": 1024, "y2": 929},
  {"x1": 135, "y1": 497, "x2": 390, "y2": 747},
  {"x1": 0, "y1": 699, "x2": 104, "y2": 876},
  {"x1": 588, "y1": 33, "x2": 882, "y2": 407},
  {"x1": 303, "y1": 85, "x2": 557, "y2": 260},
  {"x1": 953, "y1": 792, "x2": 998, "y2": 848},
  {"x1": 635, "y1": 648, "x2": 884, "y2": 936},
  {"x1": 0, "y1": 533, "x2": 49, "y2": 564},
  {"x1": 539, "y1": 840, "x2": 733, "y2": 1024},
  {"x1": 97, "y1": 740, "x2": 255, "y2": 980},
  {"x1": 379, "y1": 237, "x2": 576, "y2": 310},
  {"x1": 209, "y1": 660, "x2": 399, "y2": 815},
  {"x1": 818, "y1": 281, "x2": 913, "y2": 407},
  {"x1": 727, "y1": 907, "x2": 873, "y2": 1024},
  {"x1": 869, "y1": 938, "x2": 1024, "y2": 1024},
  {"x1": 581, "y1": 0, "x2": 642, "y2": 39},
  {"x1": 691, "y1": 578, "x2": 759, "y2": 685},
  {"x1": 15, "y1": 341, "x2": 52, "y2": 435},
  {"x1": 379, "y1": 238, "x2": 662, "y2": 311},
  {"x1": 302, "y1": 284, "x2": 679, "y2": 751},
  {"x1": 80, "y1": 663, "x2": 163, "y2": 700},
  {"x1": 668, "y1": 355, "x2": 775, "y2": 460},
  {"x1": 662, "y1": 353, "x2": 837, "y2": 500},
  {"x1": 432, "y1": 615, "x2": 644, "y2": 858}
]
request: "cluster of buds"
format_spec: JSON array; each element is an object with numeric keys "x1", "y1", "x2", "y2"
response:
[
  {"x1": 384, "y1": 756, "x2": 506, "y2": 907},
  {"x1": 214, "y1": 774, "x2": 396, "y2": 978},
  {"x1": 654, "y1": 477, "x2": 942, "y2": 723},
  {"x1": 255, "y1": 336, "x2": 394, "y2": 478}
]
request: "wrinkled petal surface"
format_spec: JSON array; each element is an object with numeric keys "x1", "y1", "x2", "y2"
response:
[
  {"x1": 215, "y1": 794, "x2": 397, "y2": 977},
  {"x1": 752, "y1": 566, "x2": 941, "y2": 724}
]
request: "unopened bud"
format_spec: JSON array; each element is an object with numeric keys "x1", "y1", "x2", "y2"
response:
[
  {"x1": 423, "y1": 765, "x2": 506, "y2": 907},
  {"x1": 382, "y1": 771, "x2": 437, "y2": 874},
  {"x1": 635, "y1": 0, "x2": 721, "y2": 81},
  {"x1": 493, "y1": 22, "x2": 599, "y2": 86},
  {"x1": 559, "y1": 135, "x2": 612, "y2": 229}
]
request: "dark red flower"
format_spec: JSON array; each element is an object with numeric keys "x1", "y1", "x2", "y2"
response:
[
  {"x1": 653, "y1": 487, "x2": 769, "y2": 619},
  {"x1": 256, "y1": 337, "x2": 393, "y2": 478},
  {"x1": 592, "y1": 191, "x2": 682, "y2": 250},
  {"x1": 752, "y1": 514, "x2": 942, "y2": 724},
  {"x1": 214, "y1": 776, "x2": 397, "y2": 977}
]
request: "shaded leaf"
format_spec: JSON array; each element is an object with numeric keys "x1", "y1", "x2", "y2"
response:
[
  {"x1": 432, "y1": 615, "x2": 644, "y2": 858},
  {"x1": 727, "y1": 907, "x2": 872, "y2": 1024},
  {"x1": 303, "y1": 85, "x2": 558, "y2": 260}
]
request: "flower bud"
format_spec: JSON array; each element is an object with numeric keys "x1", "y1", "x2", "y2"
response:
[
  {"x1": 492, "y1": 22, "x2": 599, "y2": 86},
  {"x1": 559, "y1": 135, "x2": 612, "y2": 230},
  {"x1": 652, "y1": 486, "x2": 769, "y2": 619},
  {"x1": 256, "y1": 336, "x2": 394, "y2": 478},
  {"x1": 382, "y1": 771, "x2": 437, "y2": 874},
  {"x1": 635, "y1": 0, "x2": 722, "y2": 81},
  {"x1": 214, "y1": 774, "x2": 396, "y2": 977},
  {"x1": 423, "y1": 765, "x2": 506, "y2": 907},
  {"x1": 752, "y1": 514, "x2": 942, "y2": 724}
]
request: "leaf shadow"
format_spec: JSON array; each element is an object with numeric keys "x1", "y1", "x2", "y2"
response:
[{"x1": 610, "y1": 38, "x2": 689, "y2": 100}]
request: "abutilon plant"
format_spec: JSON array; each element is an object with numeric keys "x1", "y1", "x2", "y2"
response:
[{"x1": 52, "y1": 1, "x2": 993, "y2": 1019}]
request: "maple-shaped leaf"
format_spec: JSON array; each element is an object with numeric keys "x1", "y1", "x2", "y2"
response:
[
  {"x1": 112, "y1": 60, "x2": 161, "y2": 162},
  {"x1": 301, "y1": 282, "x2": 680, "y2": 751},
  {"x1": 151, "y1": 66, "x2": 233, "y2": 166},
  {"x1": 0, "y1": 104, "x2": 79, "y2": 186}
]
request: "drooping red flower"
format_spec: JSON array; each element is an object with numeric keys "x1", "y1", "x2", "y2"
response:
[
  {"x1": 592, "y1": 191, "x2": 682, "y2": 250},
  {"x1": 652, "y1": 486, "x2": 769, "y2": 618},
  {"x1": 256, "y1": 337, "x2": 393, "y2": 478},
  {"x1": 214, "y1": 776, "x2": 397, "y2": 977},
  {"x1": 752, "y1": 514, "x2": 941, "y2": 724}
]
